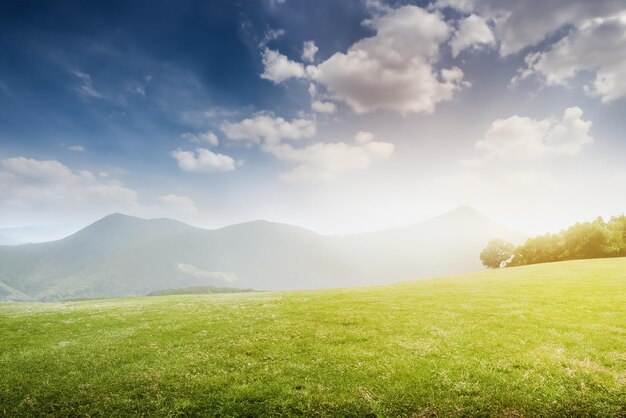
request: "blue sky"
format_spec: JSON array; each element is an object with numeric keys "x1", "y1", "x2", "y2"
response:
[{"x1": 1, "y1": 0, "x2": 625, "y2": 238}]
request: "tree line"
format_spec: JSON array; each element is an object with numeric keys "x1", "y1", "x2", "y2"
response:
[{"x1": 480, "y1": 215, "x2": 626, "y2": 268}]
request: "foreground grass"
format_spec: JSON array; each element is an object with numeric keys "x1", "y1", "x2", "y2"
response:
[{"x1": 1, "y1": 258, "x2": 625, "y2": 417}]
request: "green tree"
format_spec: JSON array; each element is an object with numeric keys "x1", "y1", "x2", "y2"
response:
[
  {"x1": 604, "y1": 215, "x2": 626, "y2": 256},
  {"x1": 504, "y1": 214, "x2": 624, "y2": 268},
  {"x1": 480, "y1": 239, "x2": 515, "y2": 268},
  {"x1": 561, "y1": 217, "x2": 608, "y2": 260},
  {"x1": 509, "y1": 233, "x2": 564, "y2": 266}
]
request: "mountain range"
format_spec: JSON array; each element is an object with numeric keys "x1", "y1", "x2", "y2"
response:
[{"x1": 0, "y1": 206, "x2": 525, "y2": 301}]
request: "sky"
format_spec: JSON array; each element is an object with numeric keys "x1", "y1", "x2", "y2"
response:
[{"x1": 0, "y1": 0, "x2": 625, "y2": 240}]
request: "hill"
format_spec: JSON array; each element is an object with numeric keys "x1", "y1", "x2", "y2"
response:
[
  {"x1": 0, "y1": 258, "x2": 624, "y2": 416},
  {"x1": 0, "y1": 207, "x2": 525, "y2": 301}
]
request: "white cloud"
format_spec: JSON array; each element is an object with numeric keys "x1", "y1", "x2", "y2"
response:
[
  {"x1": 441, "y1": 66, "x2": 467, "y2": 85},
  {"x1": 221, "y1": 115, "x2": 393, "y2": 181},
  {"x1": 311, "y1": 100, "x2": 336, "y2": 114},
  {"x1": 517, "y1": 15, "x2": 626, "y2": 103},
  {"x1": 470, "y1": 107, "x2": 593, "y2": 163},
  {"x1": 259, "y1": 28, "x2": 285, "y2": 48},
  {"x1": 363, "y1": 140, "x2": 395, "y2": 158},
  {"x1": 171, "y1": 148, "x2": 238, "y2": 172},
  {"x1": 311, "y1": 5, "x2": 467, "y2": 114},
  {"x1": 182, "y1": 131, "x2": 219, "y2": 146},
  {"x1": 221, "y1": 114, "x2": 315, "y2": 148},
  {"x1": 302, "y1": 41, "x2": 319, "y2": 62},
  {"x1": 67, "y1": 144, "x2": 86, "y2": 152},
  {"x1": 0, "y1": 157, "x2": 138, "y2": 210},
  {"x1": 273, "y1": 132, "x2": 394, "y2": 182},
  {"x1": 450, "y1": 14, "x2": 495, "y2": 57},
  {"x1": 436, "y1": 0, "x2": 475, "y2": 13},
  {"x1": 260, "y1": 48, "x2": 306, "y2": 83},
  {"x1": 437, "y1": 0, "x2": 625, "y2": 56},
  {"x1": 73, "y1": 71, "x2": 102, "y2": 98},
  {"x1": 158, "y1": 194, "x2": 198, "y2": 215},
  {"x1": 354, "y1": 131, "x2": 375, "y2": 144}
]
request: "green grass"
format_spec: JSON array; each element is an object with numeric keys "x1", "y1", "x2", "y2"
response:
[
  {"x1": 1, "y1": 258, "x2": 625, "y2": 417},
  {"x1": 147, "y1": 285, "x2": 257, "y2": 297}
]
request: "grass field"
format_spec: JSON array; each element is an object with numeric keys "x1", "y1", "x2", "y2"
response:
[{"x1": 1, "y1": 258, "x2": 625, "y2": 417}]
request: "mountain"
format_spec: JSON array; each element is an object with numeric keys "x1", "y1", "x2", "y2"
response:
[{"x1": 0, "y1": 207, "x2": 526, "y2": 301}]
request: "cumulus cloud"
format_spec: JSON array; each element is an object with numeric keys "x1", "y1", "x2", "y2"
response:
[
  {"x1": 260, "y1": 48, "x2": 306, "y2": 83},
  {"x1": 438, "y1": 1, "x2": 626, "y2": 102},
  {"x1": 354, "y1": 131, "x2": 375, "y2": 144},
  {"x1": 516, "y1": 15, "x2": 626, "y2": 103},
  {"x1": 72, "y1": 71, "x2": 102, "y2": 98},
  {"x1": 221, "y1": 115, "x2": 393, "y2": 181},
  {"x1": 0, "y1": 156, "x2": 138, "y2": 211},
  {"x1": 436, "y1": 0, "x2": 475, "y2": 13},
  {"x1": 437, "y1": 0, "x2": 625, "y2": 56},
  {"x1": 310, "y1": 5, "x2": 467, "y2": 114},
  {"x1": 311, "y1": 100, "x2": 336, "y2": 114},
  {"x1": 182, "y1": 131, "x2": 219, "y2": 146},
  {"x1": 273, "y1": 131, "x2": 394, "y2": 182},
  {"x1": 302, "y1": 41, "x2": 318, "y2": 62},
  {"x1": 468, "y1": 107, "x2": 592, "y2": 164},
  {"x1": 171, "y1": 148, "x2": 238, "y2": 172},
  {"x1": 221, "y1": 114, "x2": 316, "y2": 148},
  {"x1": 450, "y1": 14, "x2": 495, "y2": 57},
  {"x1": 158, "y1": 194, "x2": 198, "y2": 215}
]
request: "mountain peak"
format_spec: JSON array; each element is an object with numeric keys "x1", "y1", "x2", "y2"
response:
[
  {"x1": 93, "y1": 213, "x2": 190, "y2": 228},
  {"x1": 62, "y1": 213, "x2": 194, "y2": 245},
  {"x1": 99, "y1": 212, "x2": 142, "y2": 222}
]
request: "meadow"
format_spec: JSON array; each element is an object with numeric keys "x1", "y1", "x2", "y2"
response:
[{"x1": 1, "y1": 258, "x2": 625, "y2": 417}]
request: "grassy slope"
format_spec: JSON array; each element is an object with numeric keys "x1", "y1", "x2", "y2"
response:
[
  {"x1": 147, "y1": 285, "x2": 257, "y2": 296},
  {"x1": 0, "y1": 258, "x2": 625, "y2": 417}
]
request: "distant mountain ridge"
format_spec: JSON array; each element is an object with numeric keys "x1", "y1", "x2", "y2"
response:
[{"x1": 0, "y1": 207, "x2": 526, "y2": 301}]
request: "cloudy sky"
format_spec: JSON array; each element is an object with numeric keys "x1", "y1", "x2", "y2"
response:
[{"x1": 1, "y1": 0, "x2": 625, "y2": 238}]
